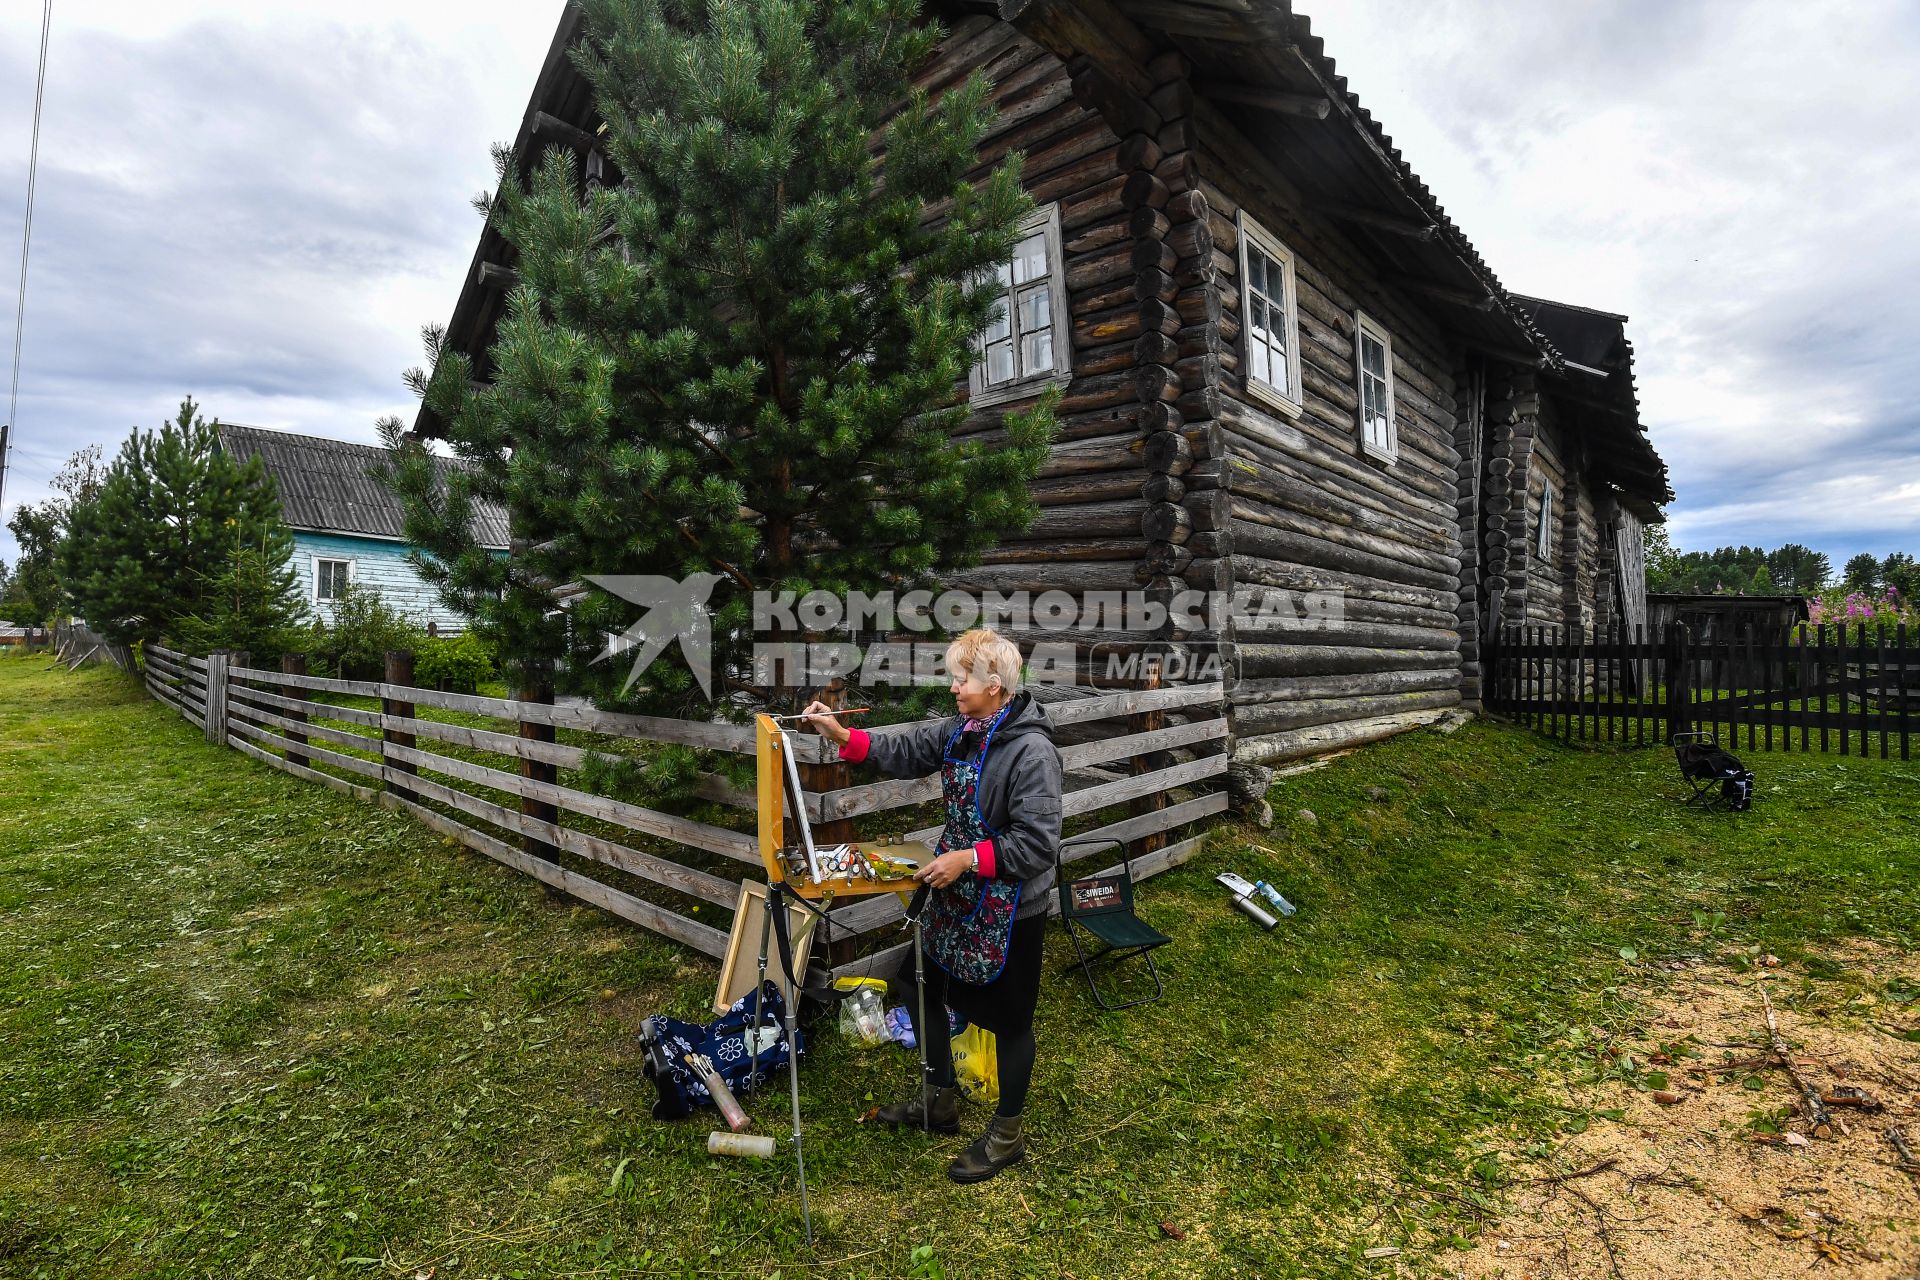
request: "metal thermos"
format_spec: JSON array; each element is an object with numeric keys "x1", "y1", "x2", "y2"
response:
[
  {"x1": 1217, "y1": 871, "x2": 1280, "y2": 930},
  {"x1": 1230, "y1": 893, "x2": 1280, "y2": 930}
]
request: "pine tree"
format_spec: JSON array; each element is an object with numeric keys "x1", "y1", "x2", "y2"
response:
[
  {"x1": 1882, "y1": 552, "x2": 1920, "y2": 604},
  {"x1": 61, "y1": 399, "x2": 296, "y2": 647},
  {"x1": 379, "y1": 0, "x2": 1056, "y2": 714},
  {"x1": 1842, "y1": 552, "x2": 1881, "y2": 595},
  {"x1": 169, "y1": 540, "x2": 311, "y2": 659}
]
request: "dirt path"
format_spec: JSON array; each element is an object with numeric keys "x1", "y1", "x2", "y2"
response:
[{"x1": 1456, "y1": 948, "x2": 1920, "y2": 1280}]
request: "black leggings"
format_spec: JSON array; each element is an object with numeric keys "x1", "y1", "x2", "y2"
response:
[{"x1": 903, "y1": 912, "x2": 1045, "y2": 1118}]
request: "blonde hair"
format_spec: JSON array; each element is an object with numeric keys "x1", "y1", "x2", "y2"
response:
[{"x1": 945, "y1": 628, "x2": 1023, "y2": 697}]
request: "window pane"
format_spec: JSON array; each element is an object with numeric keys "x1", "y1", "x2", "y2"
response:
[
  {"x1": 1249, "y1": 294, "x2": 1268, "y2": 337},
  {"x1": 1017, "y1": 284, "x2": 1051, "y2": 334},
  {"x1": 1011, "y1": 234, "x2": 1048, "y2": 285},
  {"x1": 996, "y1": 260, "x2": 1013, "y2": 288},
  {"x1": 1022, "y1": 327, "x2": 1054, "y2": 375},
  {"x1": 1362, "y1": 332, "x2": 1387, "y2": 378},
  {"x1": 1249, "y1": 338, "x2": 1270, "y2": 386},
  {"x1": 985, "y1": 340, "x2": 1015, "y2": 386},
  {"x1": 1248, "y1": 249, "x2": 1268, "y2": 297},
  {"x1": 983, "y1": 301, "x2": 1010, "y2": 344}
]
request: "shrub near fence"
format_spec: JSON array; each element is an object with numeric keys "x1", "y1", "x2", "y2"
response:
[
  {"x1": 1488, "y1": 623, "x2": 1916, "y2": 758},
  {"x1": 141, "y1": 642, "x2": 1230, "y2": 972}
]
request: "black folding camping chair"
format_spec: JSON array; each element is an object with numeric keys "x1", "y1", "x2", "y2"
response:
[
  {"x1": 1670, "y1": 731, "x2": 1755, "y2": 812},
  {"x1": 1053, "y1": 837, "x2": 1170, "y2": 1011}
]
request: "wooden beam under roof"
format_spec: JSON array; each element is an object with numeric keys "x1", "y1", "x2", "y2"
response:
[
  {"x1": 1112, "y1": 0, "x2": 1283, "y2": 42},
  {"x1": 527, "y1": 110, "x2": 596, "y2": 153},
  {"x1": 1206, "y1": 80, "x2": 1331, "y2": 119},
  {"x1": 474, "y1": 262, "x2": 520, "y2": 292},
  {"x1": 1464, "y1": 340, "x2": 1553, "y2": 370},
  {"x1": 1384, "y1": 273, "x2": 1495, "y2": 311},
  {"x1": 1317, "y1": 200, "x2": 1438, "y2": 240}
]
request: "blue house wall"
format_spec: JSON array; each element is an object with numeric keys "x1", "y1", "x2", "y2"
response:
[{"x1": 292, "y1": 530, "x2": 471, "y2": 634}]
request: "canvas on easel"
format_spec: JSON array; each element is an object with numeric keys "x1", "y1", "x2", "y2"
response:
[{"x1": 713, "y1": 880, "x2": 817, "y2": 1014}]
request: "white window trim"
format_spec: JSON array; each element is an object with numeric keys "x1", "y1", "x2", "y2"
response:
[
  {"x1": 313, "y1": 556, "x2": 354, "y2": 604},
  {"x1": 1536, "y1": 487, "x2": 1555, "y2": 561},
  {"x1": 1236, "y1": 210, "x2": 1303, "y2": 418},
  {"x1": 1353, "y1": 309, "x2": 1397, "y2": 463},
  {"x1": 969, "y1": 203, "x2": 1073, "y2": 410}
]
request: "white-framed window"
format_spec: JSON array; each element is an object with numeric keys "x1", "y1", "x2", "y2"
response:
[
  {"x1": 1353, "y1": 310, "x2": 1396, "y2": 461},
  {"x1": 970, "y1": 203, "x2": 1072, "y2": 409},
  {"x1": 315, "y1": 557, "x2": 354, "y2": 602},
  {"x1": 1536, "y1": 486, "x2": 1555, "y2": 561},
  {"x1": 1236, "y1": 211, "x2": 1302, "y2": 416}
]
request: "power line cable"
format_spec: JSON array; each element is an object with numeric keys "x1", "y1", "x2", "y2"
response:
[{"x1": 1, "y1": 0, "x2": 54, "y2": 517}]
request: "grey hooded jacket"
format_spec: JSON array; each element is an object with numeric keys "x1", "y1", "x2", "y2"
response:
[{"x1": 846, "y1": 690, "x2": 1063, "y2": 921}]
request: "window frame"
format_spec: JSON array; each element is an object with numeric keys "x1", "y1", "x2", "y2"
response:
[
  {"x1": 314, "y1": 557, "x2": 354, "y2": 604},
  {"x1": 969, "y1": 202, "x2": 1073, "y2": 410},
  {"x1": 1236, "y1": 211, "x2": 1304, "y2": 418},
  {"x1": 1352, "y1": 309, "x2": 1397, "y2": 463},
  {"x1": 1536, "y1": 486, "x2": 1555, "y2": 562}
]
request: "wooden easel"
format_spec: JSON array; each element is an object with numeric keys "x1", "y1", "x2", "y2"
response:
[
  {"x1": 752, "y1": 712, "x2": 933, "y2": 901},
  {"x1": 740, "y1": 713, "x2": 938, "y2": 1245}
]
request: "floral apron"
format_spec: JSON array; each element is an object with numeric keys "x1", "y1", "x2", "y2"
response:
[{"x1": 920, "y1": 703, "x2": 1022, "y2": 985}]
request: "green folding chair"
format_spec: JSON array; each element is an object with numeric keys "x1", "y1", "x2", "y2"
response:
[{"x1": 1054, "y1": 837, "x2": 1169, "y2": 1011}]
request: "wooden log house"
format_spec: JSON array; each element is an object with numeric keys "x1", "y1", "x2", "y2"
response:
[{"x1": 415, "y1": 0, "x2": 1673, "y2": 768}]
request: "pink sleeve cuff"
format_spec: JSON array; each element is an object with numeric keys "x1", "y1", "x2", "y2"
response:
[
  {"x1": 974, "y1": 838, "x2": 996, "y2": 878},
  {"x1": 839, "y1": 727, "x2": 871, "y2": 763}
]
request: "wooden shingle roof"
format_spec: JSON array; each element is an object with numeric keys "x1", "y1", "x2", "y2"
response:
[{"x1": 216, "y1": 424, "x2": 511, "y2": 550}]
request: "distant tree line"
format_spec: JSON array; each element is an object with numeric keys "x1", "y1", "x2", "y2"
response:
[
  {"x1": 1, "y1": 399, "x2": 497, "y2": 688},
  {"x1": 0, "y1": 398, "x2": 307, "y2": 656},
  {"x1": 1644, "y1": 528, "x2": 1919, "y2": 601}
]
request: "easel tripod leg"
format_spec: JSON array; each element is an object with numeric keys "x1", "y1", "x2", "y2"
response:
[
  {"x1": 768, "y1": 886, "x2": 813, "y2": 1244},
  {"x1": 750, "y1": 887, "x2": 774, "y2": 1048},
  {"x1": 914, "y1": 917, "x2": 930, "y2": 1134}
]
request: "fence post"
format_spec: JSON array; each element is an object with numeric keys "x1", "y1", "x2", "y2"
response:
[
  {"x1": 1662, "y1": 624, "x2": 1690, "y2": 743},
  {"x1": 1126, "y1": 654, "x2": 1169, "y2": 864},
  {"x1": 281, "y1": 653, "x2": 310, "y2": 769},
  {"x1": 515, "y1": 665, "x2": 559, "y2": 865},
  {"x1": 203, "y1": 651, "x2": 230, "y2": 746},
  {"x1": 383, "y1": 649, "x2": 417, "y2": 803}
]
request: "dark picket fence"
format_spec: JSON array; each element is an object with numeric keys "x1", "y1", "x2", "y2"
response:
[{"x1": 1486, "y1": 623, "x2": 1916, "y2": 759}]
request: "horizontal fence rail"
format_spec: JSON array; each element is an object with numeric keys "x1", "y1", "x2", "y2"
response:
[
  {"x1": 1487, "y1": 623, "x2": 1914, "y2": 760},
  {"x1": 137, "y1": 643, "x2": 1231, "y2": 967}
]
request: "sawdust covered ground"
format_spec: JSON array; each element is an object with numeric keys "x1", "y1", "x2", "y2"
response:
[{"x1": 1455, "y1": 945, "x2": 1920, "y2": 1280}]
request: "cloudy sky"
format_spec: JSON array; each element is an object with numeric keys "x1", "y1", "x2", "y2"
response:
[{"x1": 1, "y1": 0, "x2": 1916, "y2": 570}]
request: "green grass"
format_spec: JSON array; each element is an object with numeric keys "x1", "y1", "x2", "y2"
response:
[{"x1": 1, "y1": 653, "x2": 1916, "y2": 1279}]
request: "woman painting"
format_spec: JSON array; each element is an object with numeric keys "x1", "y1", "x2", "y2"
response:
[{"x1": 802, "y1": 628, "x2": 1062, "y2": 1183}]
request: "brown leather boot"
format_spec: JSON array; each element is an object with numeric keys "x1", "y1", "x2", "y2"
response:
[
  {"x1": 875, "y1": 1083, "x2": 960, "y2": 1133},
  {"x1": 947, "y1": 1113, "x2": 1025, "y2": 1182}
]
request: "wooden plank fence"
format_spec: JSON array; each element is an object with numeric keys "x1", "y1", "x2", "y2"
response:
[
  {"x1": 1487, "y1": 623, "x2": 1916, "y2": 759},
  {"x1": 140, "y1": 642, "x2": 1230, "y2": 970}
]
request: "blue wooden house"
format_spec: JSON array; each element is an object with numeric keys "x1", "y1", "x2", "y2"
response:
[{"x1": 215, "y1": 424, "x2": 509, "y2": 634}]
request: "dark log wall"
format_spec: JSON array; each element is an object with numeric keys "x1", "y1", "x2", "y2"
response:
[
  {"x1": 1525, "y1": 401, "x2": 1570, "y2": 626},
  {"x1": 1519, "y1": 402, "x2": 1609, "y2": 636},
  {"x1": 1481, "y1": 366, "x2": 1539, "y2": 641},
  {"x1": 911, "y1": 16, "x2": 1155, "y2": 665},
  {"x1": 1188, "y1": 112, "x2": 1465, "y2": 766},
  {"x1": 1453, "y1": 361, "x2": 1486, "y2": 706}
]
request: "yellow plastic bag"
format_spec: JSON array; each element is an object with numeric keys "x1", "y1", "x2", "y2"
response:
[{"x1": 950, "y1": 1024, "x2": 999, "y2": 1106}]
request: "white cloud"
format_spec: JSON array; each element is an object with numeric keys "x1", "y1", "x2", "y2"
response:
[
  {"x1": 1303, "y1": 0, "x2": 1920, "y2": 567},
  {"x1": 2, "y1": 0, "x2": 1916, "y2": 573},
  {"x1": 0, "y1": 2, "x2": 561, "y2": 550}
]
